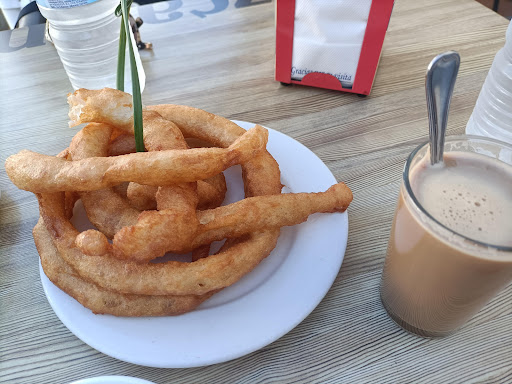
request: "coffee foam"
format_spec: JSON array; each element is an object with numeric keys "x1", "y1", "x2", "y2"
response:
[{"x1": 410, "y1": 151, "x2": 512, "y2": 247}]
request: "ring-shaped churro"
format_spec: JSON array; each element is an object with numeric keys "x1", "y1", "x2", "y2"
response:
[
  {"x1": 34, "y1": 91, "x2": 283, "y2": 296},
  {"x1": 5, "y1": 88, "x2": 354, "y2": 317}
]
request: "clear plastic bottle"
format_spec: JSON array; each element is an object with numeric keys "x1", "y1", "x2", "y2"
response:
[
  {"x1": 37, "y1": 0, "x2": 142, "y2": 91},
  {"x1": 466, "y1": 21, "x2": 512, "y2": 144}
]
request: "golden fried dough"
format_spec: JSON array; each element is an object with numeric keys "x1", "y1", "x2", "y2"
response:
[
  {"x1": 35, "y1": 220, "x2": 213, "y2": 316},
  {"x1": 6, "y1": 125, "x2": 268, "y2": 193}
]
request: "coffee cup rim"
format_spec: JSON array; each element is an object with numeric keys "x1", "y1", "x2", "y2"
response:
[{"x1": 404, "y1": 134, "x2": 512, "y2": 253}]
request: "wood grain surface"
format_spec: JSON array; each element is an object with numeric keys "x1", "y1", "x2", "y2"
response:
[{"x1": 1, "y1": 0, "x2": 511, "y2": 383}]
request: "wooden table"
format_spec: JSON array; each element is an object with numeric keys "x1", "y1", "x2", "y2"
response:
[{"x1": 1, "y1": 0, "x2": 511, "y2": 382}]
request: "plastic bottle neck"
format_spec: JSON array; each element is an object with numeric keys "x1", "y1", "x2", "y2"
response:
[{"x1": 504, "y1": 20, "x2": 512, "y2": 57}]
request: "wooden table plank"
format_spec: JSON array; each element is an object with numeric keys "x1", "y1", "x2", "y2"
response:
[{"x1": 1, "y1": 0, "x2": 511, "y2": 383}]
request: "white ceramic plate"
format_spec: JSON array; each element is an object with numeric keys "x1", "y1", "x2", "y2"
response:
[{"x1": 40, "y1": 121, "x2": 349, "y2": 368}]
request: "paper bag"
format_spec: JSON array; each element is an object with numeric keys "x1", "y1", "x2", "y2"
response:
[{"x1": 275, "y1": 0, "x2": 394, "y2": 95}]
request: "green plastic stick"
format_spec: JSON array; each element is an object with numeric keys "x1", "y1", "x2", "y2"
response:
[
  {"x1": 116, "y1": 15, "x2": 126, "y2": 92},
  {"x1": 117, "y1": 0, "x2": 144, "y2": 152}
]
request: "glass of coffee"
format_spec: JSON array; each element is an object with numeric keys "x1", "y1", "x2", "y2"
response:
[{"x1": 380, "y1": 135, "x2": 512, "y2": 338}]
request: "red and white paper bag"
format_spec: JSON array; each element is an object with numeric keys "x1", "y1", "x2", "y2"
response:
[{"x1": 276, "y1": 0, "x2": 394, "y2": 95}]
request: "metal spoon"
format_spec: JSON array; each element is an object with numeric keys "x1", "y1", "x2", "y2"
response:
[{"x1": 425, "y1": 51, "x2": 460, "y2": 165}]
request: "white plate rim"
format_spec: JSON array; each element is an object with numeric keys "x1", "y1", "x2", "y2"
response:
[{"x1": 40, "y1": 122, "x2": 349, "y2": 368}]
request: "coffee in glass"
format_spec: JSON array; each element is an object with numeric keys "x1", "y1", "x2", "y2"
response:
[{"x1": 380, "y1": 135, "x2": 512, "y2": 337}]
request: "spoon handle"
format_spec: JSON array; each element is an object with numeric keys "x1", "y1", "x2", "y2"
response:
[{"x1": 425, "y1": 51, "x2": 460, "y2": 165}]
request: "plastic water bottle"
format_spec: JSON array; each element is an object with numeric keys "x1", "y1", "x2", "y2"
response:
[
  {"x1": 36, "y1": 0, "x2": 142, "y2": 91},
  {"x1": 466, "y1": 21, "x2": 512, "y2": 143}
]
